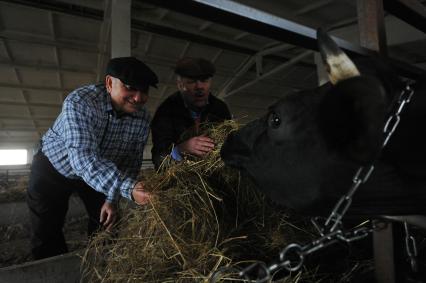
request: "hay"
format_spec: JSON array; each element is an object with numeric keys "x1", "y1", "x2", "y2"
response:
[
  {"x1": 0, "y1": 176, "x2": 28, "y2": 204},
  {"x1": 81, "y1": 121, "x2": 366, "y2": 282}
]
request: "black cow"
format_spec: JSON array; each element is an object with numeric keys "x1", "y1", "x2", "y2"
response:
[{"x1": 221, "y1": 29, "x2": 426, "y2": 216}]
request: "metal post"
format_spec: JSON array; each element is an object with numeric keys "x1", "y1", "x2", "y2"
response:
[{"x1": 373, "y1": 221, "x2": 396, "y2": 283}]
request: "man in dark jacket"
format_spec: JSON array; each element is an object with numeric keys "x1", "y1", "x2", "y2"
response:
[{"x1": 151, "y1": 57, "x2": 231, "y2": 169}]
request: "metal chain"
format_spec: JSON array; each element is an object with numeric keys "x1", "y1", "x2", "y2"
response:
[
  {"x1": 209, "y1": 83, "x2": 414, "y2": 283},
  {"x1": 404, "y1": 221, "x2": 418, "y2": 273},
  {"x1": 316, "y1": 83, "x2": 414, "y2": 236}
]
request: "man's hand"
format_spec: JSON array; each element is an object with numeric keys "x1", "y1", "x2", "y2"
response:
[
  {"x1": 132, "y1": 181, "x2": 151, "y2": 205},
  {"x1": 177, "y1": 135, "x2": 215, "y2": 157},
  {"x1": 99, "y1": 201, "x2": 117, "y2": 231}
]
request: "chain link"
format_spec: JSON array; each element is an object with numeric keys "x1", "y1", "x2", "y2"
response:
[
  {"x1": 209, "y1": 83, "x2": 414, "y2": 283},
  {"x1": 404, "y1": 221, "x2": 418, "y2": 273}
]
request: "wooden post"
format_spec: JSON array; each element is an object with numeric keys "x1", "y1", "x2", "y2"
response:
[
  {"x1": 357, "y1": 0, "x2": 388, "y2": 55},
  {"x1": 357, "y1": 1, "x2": 395, "y2": 282}
]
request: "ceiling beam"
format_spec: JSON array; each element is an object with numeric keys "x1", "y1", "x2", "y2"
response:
[
  {"x1": 218, "y1": 43, "x2": 294, "y2": 98},
  {"x1": 0, "y1": 36, "x2": 41, "y2": 138},
  {"x1": 357, "y1": 0, "x2": 387, "y2": 54},
  {"x1": 0, "y1": 31, "x2": 102, "y2": 54},
  {"x1": 0, "y1": 101, "x2": 61, "y2": 108},
  {"x1": 224, "y1": 51, "x2": 313, "y2": 98},
  {"x1": 0, "y1": 127, "x2": 48, "y2": 132},
  {"x1": 295, "y1": 0, "x2": 335, "y2": 16},
  {"x1": 0, "y1": 139, "x2": 37, "y2": 142},
  {"x1": 140, "y1": 0, "x2": 425, "y2": 79},
  {"x1": 0, "y1": 60, "x2": 96, "y2": 74},
  {"x1": 0, "y1": 0, "x2": 103, "y2": 20},
  {"x1": 198, "y1": 21, "x2": 213, "y2": 31},
  {"x1": 0, "y1": 115, "x2": 56, "y2": 120},
  {"x1": 129, "y1": 18, "x2": 313, "y2": 65},
  {"x1": 233, "y1": 32, "x2": 249, "y2": 40},
  {"x1": 0, "y1": 0, "x2": 314, "y2": 67},
  {"x1": 383, "y1": 0, "x2": 426, "y2": 33},
  {"x1": 140, "y1": 0, "x2": 372, "y2": 56},
  {"x1": 0, "y1": 83, "x2": 72, "y2": 93}
]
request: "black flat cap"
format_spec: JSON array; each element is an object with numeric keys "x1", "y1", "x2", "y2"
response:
[
  {"x1": 106, "y1": 57, "x2": 159, "y2": 89},
  {"x1": 175, "y1": 57, "x2": 215, "y2": 79}
]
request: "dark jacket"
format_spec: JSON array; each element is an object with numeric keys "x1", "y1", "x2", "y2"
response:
[{"x1": 151, "y1": 91, "x2": 231, "y2": 169}]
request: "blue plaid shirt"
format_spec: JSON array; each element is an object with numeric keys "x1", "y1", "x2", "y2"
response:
[{"x1": 42, "y1": 83, "x2": 150, "y2": 203}]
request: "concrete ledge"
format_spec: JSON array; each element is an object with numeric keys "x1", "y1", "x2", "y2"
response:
[{"x1": 0, "y1": 252, "x2": 81, "y2": 283}]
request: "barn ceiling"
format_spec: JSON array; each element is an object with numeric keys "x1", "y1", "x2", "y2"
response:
[{"x1": 0, "y1": 0, "x2": 425, "y2": 159}]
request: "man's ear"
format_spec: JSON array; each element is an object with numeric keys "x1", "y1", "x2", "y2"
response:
[
  {"x1": 105, "y1": 75, "x2": 113, "y2": 93},
  {"x1": 177, "y1": 79, "x2": 186, "y2": 92}
]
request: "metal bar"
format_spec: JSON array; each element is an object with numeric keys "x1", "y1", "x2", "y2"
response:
[
  {"x1": 217, "y1": 43, "x2": 293, "y2": 97},
  {"x1": 141, "y1": 0, "x2": 425, "y2": 79},
  {"x1": 224, "y1": 51, "x2": 313, "y2": 98},
  {"x1": 0, "y1": 0, "x2": 312, "y2": 67},
  {"x1": 295, "y1": 0, "x2": 335, "y2": 16},
  {"x1": 217, "y1": 56, "x2": 255, "y2": 98},
  {"x1": 141, "y1": 0, "x2": 372, "y2": 56},
  {"x1": 130, "y1": 18, "x2": 312, "y2": 65},
  {"x1": 383, "y1": 0, "x2": 426, "y2": 33}
]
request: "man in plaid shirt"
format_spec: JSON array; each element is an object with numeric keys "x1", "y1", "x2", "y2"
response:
[{"x1": 27, "y1": 57, "x2": 157, "y2": 259}]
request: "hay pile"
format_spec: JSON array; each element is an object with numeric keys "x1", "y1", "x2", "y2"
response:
[{"x1": 81, "y1": 121, "x2": 365, "y2": 282}]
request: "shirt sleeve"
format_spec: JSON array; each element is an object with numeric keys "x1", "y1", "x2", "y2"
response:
[
  {"x1": 62, "y1": 98, "x2": 136, "y2": 203},
  {"x1": 171, "y1": 146, "x2": 182, "y2": 161},
  {"x1": 123, "y1": 133, "x2": 147, "y2": 179}
]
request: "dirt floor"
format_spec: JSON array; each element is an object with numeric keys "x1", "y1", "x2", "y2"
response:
[
  {"x1": 0, "y1": 210, "x2": 89, "y2": 268},
  {"x1": 0, "y1": 169, "x2": 154, "y2": 268},
  {"x1": 0, "y1": 179, "x2": 89, "y2": 268}
]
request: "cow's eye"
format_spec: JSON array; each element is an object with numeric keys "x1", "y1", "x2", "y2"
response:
[{"x1": 268, "y1": 112, "x2": 281, "y2": 129}]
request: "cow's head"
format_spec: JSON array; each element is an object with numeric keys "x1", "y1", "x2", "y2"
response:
[{"x1": 221, "y1": 29, "x2": 391, "y2": 213}]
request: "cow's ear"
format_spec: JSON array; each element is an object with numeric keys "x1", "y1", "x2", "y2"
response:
[{"x1": 317, "y1": 28, "x2": 360, "y2": 85}]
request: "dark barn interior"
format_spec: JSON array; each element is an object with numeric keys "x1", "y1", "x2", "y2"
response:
[{"x1": 0, "y1": 0, "x2": 425, "y2": 282}]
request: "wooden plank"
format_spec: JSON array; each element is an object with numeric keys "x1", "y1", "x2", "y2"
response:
[{"x1": 357, "y1": 0, "x2": 388, "y2": 55}]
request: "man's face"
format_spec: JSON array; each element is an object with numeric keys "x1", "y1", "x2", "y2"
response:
[
  {"x1": 106, "y1": 75, "x2": 149, "y2": 114},
  {"x1": 178, "y1": 77, "x2": 212, "y2": 110}
]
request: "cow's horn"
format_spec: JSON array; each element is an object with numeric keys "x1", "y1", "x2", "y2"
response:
[{"x1": 317, "y1": 28, "x2": 360, "y2": 85}]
